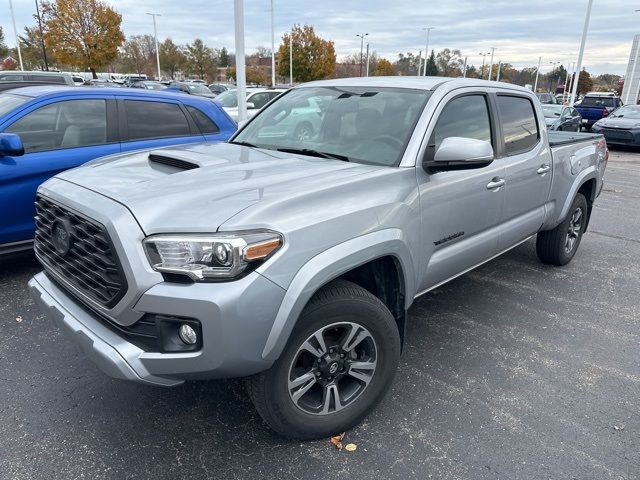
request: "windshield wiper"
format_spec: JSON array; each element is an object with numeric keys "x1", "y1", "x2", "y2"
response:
[
  {"x1": 276, "y1": 147, "x2": 350, "y2": 162},
  {"x1": 230, "y1": 140, "x2": 258, "y2": 148}
]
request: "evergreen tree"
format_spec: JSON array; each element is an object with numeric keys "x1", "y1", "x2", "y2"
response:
[{"x1": 425, "y1": 50, "x2": 438, "y2": 76}]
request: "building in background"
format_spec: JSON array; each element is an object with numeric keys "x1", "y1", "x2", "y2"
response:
[{"x1": 622, "y1": 34, "x2": 640, "y2": 105}]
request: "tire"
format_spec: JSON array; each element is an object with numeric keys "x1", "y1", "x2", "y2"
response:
[
  {"x1": 293, "y1": 122, "x2": 313, "y2": 141},
  {"x1": 536, "y1": 193, "x2": 588, "y2": 266},
  {"x1": 247, "y1": 279, "x2": 401, "y2": 439}
]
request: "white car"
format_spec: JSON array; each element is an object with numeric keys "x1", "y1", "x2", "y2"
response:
[{"x1": 215, "y1": 87, "x2": 287, "y2": 121}]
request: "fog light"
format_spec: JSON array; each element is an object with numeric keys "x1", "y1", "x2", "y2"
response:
[{"x1": 178, "y1": 324, "x2": 197, "y2": 345}]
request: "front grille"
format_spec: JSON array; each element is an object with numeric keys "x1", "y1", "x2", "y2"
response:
[{"x1": 34, "y1": 195, "x2": 127, "y2": 308}]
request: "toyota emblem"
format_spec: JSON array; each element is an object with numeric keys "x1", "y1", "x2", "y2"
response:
[{"x1": 51, "y1": 218, "x2": 73, "y2": 256}]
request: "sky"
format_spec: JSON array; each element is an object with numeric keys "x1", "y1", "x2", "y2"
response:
[{"x1": 2, "y1": 0, "x2": 639, "y2": 75}]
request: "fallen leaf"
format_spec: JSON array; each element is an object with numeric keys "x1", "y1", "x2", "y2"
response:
[
  {"x1": 15, "y1": 316, "x2": 23, "y2": 323},
  {"x1": 344, "y1": 443, "x2": 357, "y2": 452},
  {"x1": 614, "y1": 425, "x2": 625, "y2": 431},
  {"x1": 330, "y1": 432, "x2": 345, "y2": 450}
]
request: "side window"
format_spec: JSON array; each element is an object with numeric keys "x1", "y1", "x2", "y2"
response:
[
  {"x1": 30, "y1": 74, "x2": 65, "y2": 84},
  {"x1": 431, "y1": 94, "x2": 492, "y2": 151},
  {"x1": 124, "y1": 100, "x2": 191, "y2": 141},
  {"x1": 186, "y1": 105, "x2": 220, "y2": 134},
  {"x1": 5, "y1": 99, "x2": 107, "y2": 152},
  {"x1": 248, "y1": 92, "x2": 271, "y2": 109},
  {"x1": 496, "y1": 95, "x2": 539, "y2": 155},
  {"x1": 0, "y1": 74, "x2": 23, "y2": 81}
]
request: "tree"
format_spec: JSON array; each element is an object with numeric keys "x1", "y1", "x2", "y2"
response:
[
  {"x1": 159, "y1": 38, "x2": 186, "y2": 79},
  {"x1": 226, "y1": 66, "x2": 268, "y2": 85},
  {"x1": 277, "y1": 25, "x2": 336, "y2": 82},
  {"x1": 254, "y1": 46, "x2": 272, "y2": 58},
  {"x1": 436, "y1": 48, "x2": 463, "y2": 76},
  {"x1": 425, "y1": 50, "x2": 438, "y2": 76},
  {"x1": 218, "y1": 47, "x2": 230, "y2": 67},
  {"x1": 40, "y1": 0, "x2": 123, "y2": 78},
  {"x1": 375, "y1": 58, "x2": 394, "y2": 76},
  {"x1": 2, "y1": 57, "x2": 18, "y2": 70},
  {"x1": 17, "y1": 26, "x2": 50, "y2": 70},
  {"x1": 185, "y1": 38, "x2": 216, "y2": 79},
  {"x1": 575, "y1": 69, "x2": 593, "y2": 95},
  {"x1": 0, "y1": 27, "x2": 8, "y2": 59},
  {"x1": 120, "y1": 35, "x2": 155, "y2": 75}
]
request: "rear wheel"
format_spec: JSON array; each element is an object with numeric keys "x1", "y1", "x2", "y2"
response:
[
  {"x1": 536, "y1": 193, "x2": 588, "y2": 266},
  {"x1": 247, "y1": 280, "x2": 401, "y2": 439}
]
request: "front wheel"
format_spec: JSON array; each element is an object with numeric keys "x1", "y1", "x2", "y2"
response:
[
  {"x1": 536, "y1": 193, "x2": 588, "y2": 266},
  {"x1": 246, "y1": 280, "x2": 401, "y2": 439}
]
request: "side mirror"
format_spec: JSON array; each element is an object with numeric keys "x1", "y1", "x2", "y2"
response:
[
  {"x1": 0, "y1": 133, "x2": 24, "y2": 157},
  {"x1": 246, "y1": 102, "x2": 256, "y2": 110},
  {"x1": 425, "y1": 137, "x2": 493, "y2": 170}
]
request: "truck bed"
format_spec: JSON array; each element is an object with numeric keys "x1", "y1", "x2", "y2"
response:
[{"x1": 548, "y1": 131, "x2": 603, "y2": 147}]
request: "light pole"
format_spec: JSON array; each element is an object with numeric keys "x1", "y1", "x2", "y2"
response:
[
  {"x1": 289, "y1": 33, "x2": 293, "y2": 85},
  {"x1": 9, "y1": 0, "x2": 24, "y2": 71},
  {"x1": 234, "y1": 0, "x2": 247, "y2": 122},
  {"x1": 462, "y1": 56, "x2": 467, "y2": 78},
  {"x1": 270, "y1": 0, "x2": 275, "y2": 86},
  {"x1": 417, "y1": 50, "x2": 422, "y2": 76},
  {"x1": 356, "y1": 33, "x2": 369, "y2": 77},
  {"x1": 422, "y1": 27, "x2": 434, "y2": 76},
  {"x1": 549, "y1": 61, "x2": 559, "y2": 92},
  {"x1": 563, "y1": 61, "x2": 574, "y2": 102},
  {"x1": 479, "y1": 52, "x2": 489, "y2": 79},
  {"x1": 533, "y1": 56, "x2": 541, "y2": 91},
  {"x1": 570, "y1": 0, "x2": 593, "y2": 105},
  {"x1": 146, "y1": 13, "x2": 162, "y2": 81},
  {"x1": 487, "y1": 47, "x2": 496, "y2": 80},
  {"x1": 365, "y1": 42, "x2": 370, "y2": 77},
  {"x1": 496, "y1": 61, "x2": 502, "y2": 82}
]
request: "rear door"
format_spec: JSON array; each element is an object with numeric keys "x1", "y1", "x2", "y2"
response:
[
  {"x1": 0, "y1": 96, "x2": 119, "y2": 245},
  {"x1": 117, "y1": 97, "x2": 206, "y2": 151},
  {"x1": 495, "y1": 93, "x2": 552, "y2": 250}
]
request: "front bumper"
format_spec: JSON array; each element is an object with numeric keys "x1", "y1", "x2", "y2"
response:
[{"x1": 30, "y1": 266, "x2": 286, "y2": 387}]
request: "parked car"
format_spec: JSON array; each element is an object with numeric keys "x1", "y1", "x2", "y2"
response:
[
  {"x1": 70, "y1": 75, "x2": 86, "y2": 86},
  {"x1": 535, "y1": 92, "x2": 558, "y2": 104},
  {"x1": 28, "y1": 77, "x2": 608, "y2": 439},
  {"x1": 0, "y1": 71, "x2": 75, "y2": 86},
  {"x1": 591, "y1": 104, "x2": 640, "y2": 147},
  {"x1": 130, "y1": 81, "x2": 167, "y2": 91},
  {"x1": 215, "y1": 87, "x2": 287, "y2": 121},
  {"x1": 575, "y1": 92, "x2": 623, "y2": 129},
  {"x1": 168, "y1": 82, "x2": 217, "y2": 98},
  {"x1": 0, "y1": 85, "x2": 236, "y2": 254},
  {"x1": 541, "y1": 104, "x2": 582, "y2": 131},
  {"x1": 208, "y1": 83, "x2": 230, "y2": 95},
  {"x1": 84, "y1": 78, "x2": 122, "y2": 88}
]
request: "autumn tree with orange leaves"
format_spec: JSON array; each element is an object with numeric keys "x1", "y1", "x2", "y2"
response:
[{"x1": 40, "y1": 0, "x2": 124, "y2": 78}]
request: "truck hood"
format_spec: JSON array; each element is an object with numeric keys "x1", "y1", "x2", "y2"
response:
[{"x1": 56, "y1": 142, "x2": 384, "y2": 234}]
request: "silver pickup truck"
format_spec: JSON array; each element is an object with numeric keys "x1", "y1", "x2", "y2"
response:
[{"x1": 29, "y1": 77, "x2": 608, "y2": 439}]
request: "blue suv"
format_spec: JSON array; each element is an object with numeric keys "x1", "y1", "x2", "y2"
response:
[{"x1": 0, "y1": 86, "x2": 236, "y2": 254}]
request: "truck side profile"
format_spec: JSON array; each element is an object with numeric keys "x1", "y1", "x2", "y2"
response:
[{"x1": 29, "y1": 77, "x2": 608, "y2": 439}]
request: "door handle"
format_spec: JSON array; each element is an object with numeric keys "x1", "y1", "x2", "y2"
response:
[
  {"x1": 537, "y1": 164, "x2": 551, "y2": 175},
  {"x1": 486, "y1": 178, "x2": 505, "y2": 190}
]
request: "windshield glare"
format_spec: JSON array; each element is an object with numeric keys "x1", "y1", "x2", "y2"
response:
[
  {"x1": 232, "y1": 86, "x2": 431, "y2": 166},
  {"x1": 188, "y1": 84, "x2": 210, "y2": 94},
  {"x1": 610, "y1": 106, "x2": 640, "y2": 119},
  {"x1": 216, "y1": 90, "x2": 238, "y2": 107},
  {"x1": 541, "y1": 105, "x2": 563, "y2": 117},
  {"x1": 0, "y1": 93, "x2": 29, "y2": 117}
]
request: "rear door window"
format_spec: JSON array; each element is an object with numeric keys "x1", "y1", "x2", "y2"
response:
[
  {"x1": 124, "y1": 100, "x2": 191, "y2": 141},
  {"x1": 186, "y1": 105, "x2": 220, "y2": 134},
  {"x1": 496, "y1": 95, "x2": 539, "y2": 155}
]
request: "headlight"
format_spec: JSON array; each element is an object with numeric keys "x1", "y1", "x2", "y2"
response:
[{"x1": 143, "y1": 231, "x2": 283, "y2": 281}]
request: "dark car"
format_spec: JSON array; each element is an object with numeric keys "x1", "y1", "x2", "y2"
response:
[
  {"x1": 130, "y1": 81, "x2": 167, "y2": 91},
  {"x1": 575, "y1": 93, "x2": 623, "y2": 129},
  {"x1": 535, "y1": 92, "x2": 558, "y2": 104},
  {"x1": 591, "y1": 104, "x2": 640, "y2": 147},
  {"x1": 0, "y1": 71, "x2": 75, "y2": 86},
  {"x1": 168, "y1": 82, "x2": 217, "y2": 98},
  {"x1": 208, "y1": 83, "x2": 230, "y2": 95},
  {"x1": 541, "y1": 104, "x2": 582, "y2": 132}
]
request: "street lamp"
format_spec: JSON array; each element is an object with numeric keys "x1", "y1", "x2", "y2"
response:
[
  {"x1": 365, "y1": 42, "x2": 370, "y2": 77},
  {"x1": 488, "y1": 47, "x2": 496, "y2": 81},
  {"x1": 234, "y1": 0, "x2": 247, "y2": 122},
  {"x1": 8, "y1": 0, "x2": 24, "y2": 70},
  {"x1": 356, "y1": 33, "x2": 369, "y2": 77},
  {"x1": 570, "y1": 0, "x2": 593, "y2": 105},
  {"x1": 479, "y1": 52, "x2": 490, "y2": 79},
  {"x1": 422, "y1": 27, "x2": 435, "y2": 76},
  {"x1": 270, "y1": 0, "x2": 275, "y2": 86},
  {"x1": 146, "y1": 13, "x2": 162, "y2": 81}
]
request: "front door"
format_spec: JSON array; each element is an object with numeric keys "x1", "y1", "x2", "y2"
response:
[{"x1": 416, "y1": 91, "x2": 505, "y2": 293}]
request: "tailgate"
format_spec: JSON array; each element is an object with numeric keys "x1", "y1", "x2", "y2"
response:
[{"x1": 576, "y1": 107, "x2": 604, "y2": 121}]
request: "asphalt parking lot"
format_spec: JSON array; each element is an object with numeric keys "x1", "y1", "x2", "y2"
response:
[{"x1": 1, "y1": 148, "x2": 639, "y2": 480}]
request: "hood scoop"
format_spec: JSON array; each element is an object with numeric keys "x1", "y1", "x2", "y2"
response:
[{"x1": 148, "y1": 153, "x2": 200, "y2": 171}]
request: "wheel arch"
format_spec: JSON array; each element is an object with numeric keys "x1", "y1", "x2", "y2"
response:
[
  {"x1": 556, "y1": 168, "x2": 598, "y2": 228},
  {"x1": 260, "y1": 229, "x2": 416, "y2": 362}
]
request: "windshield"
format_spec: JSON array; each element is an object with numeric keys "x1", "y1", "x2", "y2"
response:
[
  {"x1": 541, "y1": 105, "x2": 563, "y2": 118},
  {"x1": 580, "y1": 96, "x2": 617, "y2": 108},
  {"x1": 609, "y1": 106, "x2": 640, "y2": 119},
  {"x1": 216, "y1": 90, "x2": 238, "y2": 107},
  {"x1": 0, "y1": 93, "x2": 29, "y2": 117},
  {"x1": 188, "y1": 84, "x2": 211, "y2": 94},
  {"x1": 145, "y1": 82, "x2": 166, "y2": 90},
  {"x1": 232, "y1": 86, "x2": 432, "y2": 166}
]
